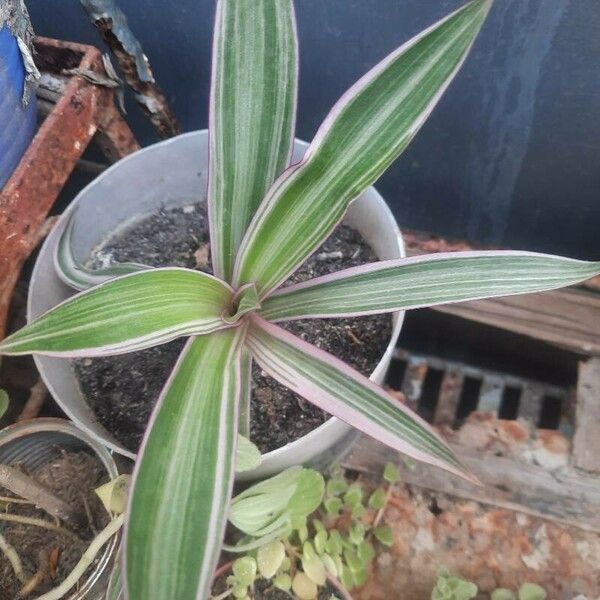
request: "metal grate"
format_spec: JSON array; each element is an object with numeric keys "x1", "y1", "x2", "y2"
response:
[{"x1": 390, "y1": 348, "x2": 570, "y2": 433}]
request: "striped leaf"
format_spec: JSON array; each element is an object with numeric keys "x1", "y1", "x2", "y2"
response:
[
  {"x1": 55, "y1": 209, "x2": 149, "y2": 291},
  {"x1": 246, "y1": 316, "x2": 471, "y2": 481},
  {"x1": 0, "y1": 269, "x2": 233, "y2": 357},
  {"x1": 124, "y1": 329, "x2": 245, "y2": 600},
  {"x1": 260, "y1": 251, "x2": 600, "y2": 321},
  {"x1": 238, "y1": 348, "x2": 253, "y2": 437},
  {"x1": 106, "y1": 553, "x2": 124, "y2": 600},
  {"x1": 234, "y1": 0, "x2": 491, "y2": 296},
  {"x1": 209, "y1": 0, "x2": 298, "y2": 281}
]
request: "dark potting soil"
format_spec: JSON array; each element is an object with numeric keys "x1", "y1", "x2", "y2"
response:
[
  {"x1": 0, "y1": 450, "x2": 110, "y2": 599},
  {"x1": 74, "y1": 203, "x2": 392, "y2": 454},
  {"x1": 212, "y1": 573, "x2": 344, "y2": 599}
]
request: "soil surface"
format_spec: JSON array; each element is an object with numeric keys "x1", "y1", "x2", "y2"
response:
[
  {"x1": 0, "y1": 450, "x2": 110, "y2": 599},
  {"x1": 212, "y1": 573, "x2": 344, "y2": 599},
  {"x1": 74, "y1": 203, "x2": 392, "y2": 453}
]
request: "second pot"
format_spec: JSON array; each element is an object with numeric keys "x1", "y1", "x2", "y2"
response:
[
  {"x1": 28, "y1": 130, "x2": 405, "y2": 478},
  {"x1": 0, "y1": 418, "x2": 119, "y2": 599}
]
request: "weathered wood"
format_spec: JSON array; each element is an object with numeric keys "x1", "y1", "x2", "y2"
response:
[
  {"x1": 344, "y1": 432, "x2": 600, "y2": 532},
  {"x1": 433, "y1": 289, "x2": 600, "y2": 356},
  {"x1": 404, "y1": 229, "x2": 600, "y2": 356},
  {"x1": 518, "y1": 382, "x2": 544, "y2": 424},
  {"x1": 572, "y1": 358, "x2": 600, "y2": 473},
  {"x1": 433, "y1": 368, "x2": 464, "y2": 426}
]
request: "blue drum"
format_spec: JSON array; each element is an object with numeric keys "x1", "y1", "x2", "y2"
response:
[{"x1": 0, "y1": 25, "x2": 36, "y2": 189}]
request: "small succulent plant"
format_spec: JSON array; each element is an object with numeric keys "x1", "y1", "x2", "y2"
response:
[
  {"x1": 432, "y1": 570, "x2": 547, "y2": 600},
  {"x1": 214, "y1": 462, "x2": 399, "y2": 600}
]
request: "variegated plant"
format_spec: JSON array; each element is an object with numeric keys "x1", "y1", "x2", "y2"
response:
[{"x1": 1, "y1": 1, "x2": 599, "y2": 599}]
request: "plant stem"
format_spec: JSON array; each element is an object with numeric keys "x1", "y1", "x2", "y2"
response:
[
  {"x1": 0, "y1": 464, "x2": 85, "y2": 528},
  {"x1": 0, "y1": 495, "x2": 34, "y2": 505},
  {"x1": 0, "y1": 532, "x2": 26, "y2": 583},
  {"x1": 0, "y1": 513, "x2": 81, "y2": 541},
  {"x1": 19, "y1": 550, "x2": 49, "y2": 597},
  {"x1": 372, "y1": 483, "x2": 394, "y2": 530},
  {"x1": 36, "y1": 513, "x2": 125, "y2": 600}
]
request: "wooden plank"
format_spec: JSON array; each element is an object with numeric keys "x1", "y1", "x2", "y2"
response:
[
  {"x1": 433, "y1": 289, "x2": 600, "y2": 356},
  {"x1": 518, "y1": 383, "x2": 544, "y2": 424},
  {"x1": 433, "y1": 368, "x2": 463, "y2": 426},
  {"x1": 344, "y1": 434, "x2": 600, "y2": 532},
  {"x1": 477, "y1": 376, "x2": 503, "y2": 415},
  {"x1": 403, "y1": 229, "x2": 600, "y2": 356},
  {"x1": 572, "y1": 358, "x2": 600, "y2": 473}
]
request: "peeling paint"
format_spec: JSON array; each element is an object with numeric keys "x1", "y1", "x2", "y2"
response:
[{"x1": 79, "y1": 0, "x2": 153, "y2": 83}]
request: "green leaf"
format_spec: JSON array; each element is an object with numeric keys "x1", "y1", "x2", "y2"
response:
[
  {"x1": 106, "y1": 553, "x2": 124, "y2": 600},
  {"x1": 357, "y1": 540, "x2": 375, "y2": 564},
  {"x1": 238, "y1": 348, "x2": 253, "y2": 437},
  {"x1": 209, "y1": 0, "x2": 297, "y2": 281},
  {"x1": 292, "y1": 572, "x2": 318, "y2": 600},
  {"x1": 351, "y1": 503, "x2": 366, "y2": 519},
  {"x1": 125, "y1": 329, "x2": 245, "y2": 600},
  {"x1": 0, "y1": 390, "x2": 9, "y2": 420},
  {"x1": 302, "y1": 541, "x2": 326, "y2": 586},
  {"x1": 491, "y1": 590, "x2": 517, "y2": 600},
  {"x1": 221, "y1": 284, "x2": 262, "y2": 324},
  {"x1": 383, "y1": 463, "x2": 400, "y2": 484},
  {"x1": 518, "y1": 583, "x2": 546, "y2": 600},
  {"x1": 314, "y1": 529, "x2": 328, "y2": 555},
  {"x1": 322, "y1": 553, "x2": 338, "y2": 578},
  {"x1": 273, "y1": 572, "x2": 292, "y2": 592},
  {"x1": 325, "y1": 530, "x2": 343, "y2": 556},
  {"x1": 324, "y1": 497, "x2": 343, "y2": 517},
  {"x1": 234, "y1": 0, "x2": 491, "y2": 296},
  {"x1": 373, "y1": 526, "x2": 393, "y2": 547},
  {"x1": 0, "y1": 269, "x2": 233, "y2": 357},
  {"x1": 235, "y1": 435, "x2": 262, "y2": 473},
  {"x1": 55, "y1": 208, "x2": 150, "y2": 291},
  {"x1": 326, "y1": 477, "x2": 348, "y2": 497},
  {"x1": 95, "y1": 474, "x2": 131, "y2": 515},
  {"x1": 233, "y1": 556, "x2": 257, "y2": 588},
  {"x1": 368, "y1": 488, "x2": 387, "y2": 510},
  {"x1": 230, "y1": 468, "x2": 298, "y2": 536},
  {"x1": 257, "y1": 540, "x2": 285, "y2": 579},
  {"x1": 260, "y1": 252, "x2": 600, "y2": 321},
  {"x1": 246, "y1": 317, "x2": 471, "y2": 481},
  {"x1": 287, "y1": 469, "x2": 325, "y2": 519},
  {"x1": 349, "y1": 523, "x2": 366, "y2": 545},
  {"x1": 343, "y1": 484, "x2": 363, "y2": 508}
]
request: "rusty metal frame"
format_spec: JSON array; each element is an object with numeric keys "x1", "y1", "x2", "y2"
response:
[{"x1": 0, "y1": 37, "x2": 139, "y2": 339}]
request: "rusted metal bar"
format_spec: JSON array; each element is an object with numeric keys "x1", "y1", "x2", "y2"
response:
[{"x1": 0, "y1": 37, "x2": 139, "y2": 339}]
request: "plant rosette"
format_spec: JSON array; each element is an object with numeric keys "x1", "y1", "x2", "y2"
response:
[
  {"x1": 27, "y1": 130, "x2": 405, "y2": 479},
  {"x1": 2, "y1": 1, "x2": 600, "y2": 599}
]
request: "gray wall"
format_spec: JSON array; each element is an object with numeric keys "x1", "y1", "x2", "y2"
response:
[{"x1": 28, "y1": 1, "x2": 600, "y2": 258}]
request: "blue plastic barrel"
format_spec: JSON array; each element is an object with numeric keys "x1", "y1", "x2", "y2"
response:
[{"x1": 0, "y1": 25, "x2": 37, "y2": 189}]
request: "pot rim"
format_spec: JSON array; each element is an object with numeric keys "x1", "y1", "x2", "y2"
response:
[{"x1": 0, "y1": 417, "x2": 120, "y2": 599}]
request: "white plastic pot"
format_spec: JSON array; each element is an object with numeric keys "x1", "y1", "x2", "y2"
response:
[
  {"x1": 28, "y1": 130, "x2": 405, "y2": 478},
  {"x1": 0, "y1": 418, "x2": 120, "y2": 599}
]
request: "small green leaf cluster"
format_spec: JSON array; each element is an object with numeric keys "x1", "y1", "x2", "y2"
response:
[
  {"x1": 432, "y1": 570, "x2": 547, "y2": 600},
  {"x1": 220, "y1": 462, "x2": 399, "y2": 600}
]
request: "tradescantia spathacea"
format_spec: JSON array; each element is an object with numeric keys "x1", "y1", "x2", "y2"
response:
[{"x1": 2, "y1": 1, "x2": 600, "y2": 598}]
